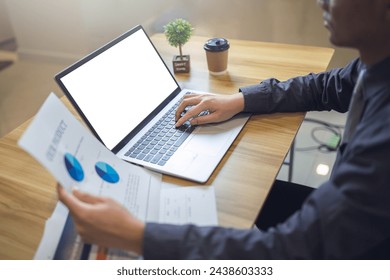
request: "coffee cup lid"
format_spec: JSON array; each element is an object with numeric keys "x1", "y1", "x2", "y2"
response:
[{"x1": 204, "y1": 38, "x2": 230, "y2": 52}]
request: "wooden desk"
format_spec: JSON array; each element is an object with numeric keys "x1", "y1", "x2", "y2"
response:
[{"x1": 0, "y1": 34, "x2": 333, "y2": 259}]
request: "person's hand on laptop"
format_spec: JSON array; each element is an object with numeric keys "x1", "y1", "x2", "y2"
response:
[
  {"x1": 57, "y1": 184, "x2": 144, "y2": 255},
  {"x1": 175, "y1": 92, "x2": 245, "y2": 127}
]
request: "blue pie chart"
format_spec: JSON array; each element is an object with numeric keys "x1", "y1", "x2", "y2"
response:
[
  {"x1": 64, "y1": 153, "x2": 84, "y2": 182},
  {"x1": 95, "y1": 162, "x2": 120, "y2": 184}
]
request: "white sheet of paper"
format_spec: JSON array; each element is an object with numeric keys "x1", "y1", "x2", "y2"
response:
[{"x1": 160, "y1": 183, "x2": 218, "y2": 226}]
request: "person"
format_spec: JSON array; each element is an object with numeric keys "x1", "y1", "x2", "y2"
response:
[{"x1": 57, "y1": 0, "x2": 390, "y2": 259}]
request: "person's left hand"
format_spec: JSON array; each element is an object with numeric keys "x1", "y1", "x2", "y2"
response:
[{"x1": 57, "y1": 184, "x2": 144, "y2": 254}]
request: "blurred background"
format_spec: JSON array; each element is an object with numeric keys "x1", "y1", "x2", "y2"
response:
[{"x1": 0, "y1": 0, "x2": 358, "y2": 186}]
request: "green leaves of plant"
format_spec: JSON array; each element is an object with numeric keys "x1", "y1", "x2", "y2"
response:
[{"x1": 164, "y1": 18, "x2": 193, "y2": 49}]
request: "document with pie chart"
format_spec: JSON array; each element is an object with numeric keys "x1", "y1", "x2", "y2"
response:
[
  {"x1": 18, "y1": 93, "x2": 217, "y2": 259},
  {"x1": 18, "y1": 92, "x2": 162, "y2": 222}
]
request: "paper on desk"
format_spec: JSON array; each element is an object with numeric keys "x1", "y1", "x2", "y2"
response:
[
  {"x1": 160, "y1": 183, "x2": 218, "y2": 226},
  {"x1": 18, "y1": 93, "x2": 218, "y2": 259}
]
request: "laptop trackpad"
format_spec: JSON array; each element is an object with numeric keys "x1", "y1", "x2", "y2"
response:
[
  {"x1": 170, "y1": 125, "x2": 230, "y2": 173},
  {"x1": 183, "y1": 125, "x2": 230, "y2": 156}
]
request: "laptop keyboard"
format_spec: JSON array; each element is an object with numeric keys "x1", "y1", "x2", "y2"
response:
[{"x1": 124, "y1": 97, "x2": 207, "y2": 166}]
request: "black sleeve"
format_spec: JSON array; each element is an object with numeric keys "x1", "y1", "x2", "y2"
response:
[{"x1": 240, "y1": 58, "x2": 363, "y2": 114}]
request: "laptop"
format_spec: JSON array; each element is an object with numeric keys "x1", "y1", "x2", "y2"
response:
[{"x1": 55, "y1": 25, "x2": 250, "y2": 183}]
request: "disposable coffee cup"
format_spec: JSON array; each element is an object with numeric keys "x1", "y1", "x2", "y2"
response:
[{"x1": 204, "y1": 38, "x2": 230, "y2": 75}]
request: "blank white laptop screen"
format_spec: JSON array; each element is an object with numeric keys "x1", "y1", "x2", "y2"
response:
[{"x1": 59, "y1": 28, "x2": 178, "y2": 150}]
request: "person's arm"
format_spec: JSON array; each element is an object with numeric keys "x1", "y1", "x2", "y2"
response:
[
  {"x1": 240, "y1": 58, "x2": 362, "y2": 113},
  {"x1": 175, "y1": 59, "x2": 363, "y2": 127}
]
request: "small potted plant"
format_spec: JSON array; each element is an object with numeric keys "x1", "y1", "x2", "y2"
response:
[{"x1": 164, "y1": 18, "x2": 193, "y2": 73}]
